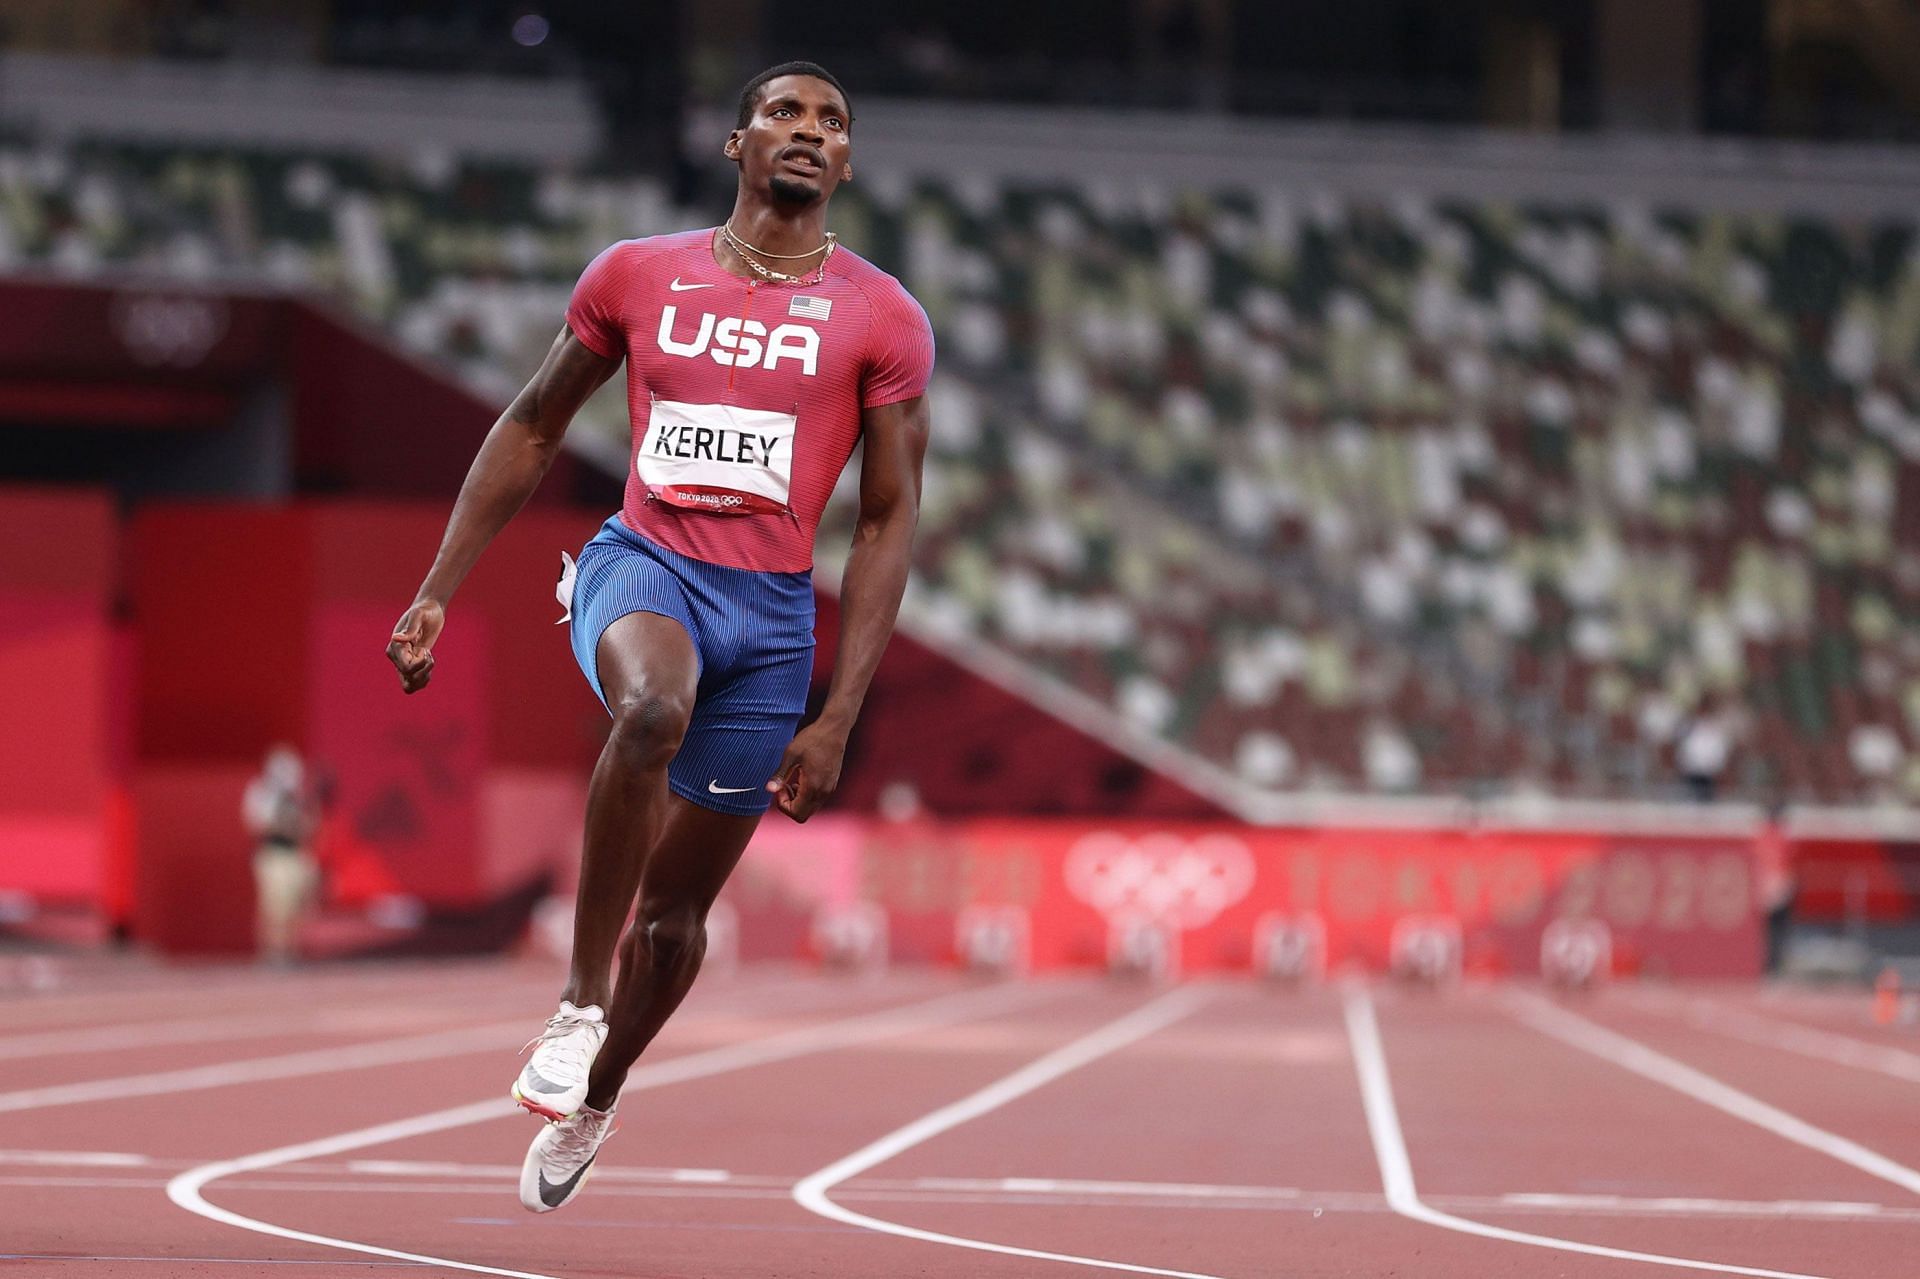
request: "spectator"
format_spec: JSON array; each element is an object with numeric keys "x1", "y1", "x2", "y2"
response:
[
  {"x1": 1677, "y1": 701, "x2": 1733, "y2": 802},
  {"x1": 241, "y1": 743, "x2": 320, "y2": 965}
]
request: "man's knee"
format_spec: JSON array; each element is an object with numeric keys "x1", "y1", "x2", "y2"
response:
[
  {"x1": 605, "y1": 690, "x2": 693, "y2": 768},
  {"x1": 625, "y1": 903, "x2": 707, "y2": 971}
]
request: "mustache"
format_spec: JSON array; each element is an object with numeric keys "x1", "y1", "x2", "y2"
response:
[{"x1": 779, "y1": 144, "x2": 827, "y2": 169}]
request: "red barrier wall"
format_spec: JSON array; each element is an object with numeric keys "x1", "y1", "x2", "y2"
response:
[
  {"x1": 134, "y1": 764, "x2": 257, "y2": 954},
  {"x1": 0, "y1": 487, "x2": 116, "y2": 902},
  {"x1": 129, "y1": 499, "x2": 607, "y2": 949},
  {"x1": 730, "y1": 818, "x2": 1765, "y2": 978},
  {"x1": 1792, "y1": 836, "x2": 1919, "y2": 922}
]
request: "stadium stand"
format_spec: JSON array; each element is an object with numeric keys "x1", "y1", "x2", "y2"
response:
[{"x1": 7, "y1": 135, "x2": 1918, "y2": 804}]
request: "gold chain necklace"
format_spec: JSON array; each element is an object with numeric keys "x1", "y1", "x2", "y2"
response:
[{"x1": 720, "y1": 222, "x2": 836, "y2": 286}]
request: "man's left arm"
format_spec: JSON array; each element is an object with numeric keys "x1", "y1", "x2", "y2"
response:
[{"x1": 766, "y1": 392, "x2": 931, "y2": 821}]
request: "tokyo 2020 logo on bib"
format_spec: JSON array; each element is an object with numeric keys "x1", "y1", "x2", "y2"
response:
[
  {"x1": 637, "y1": 398, "x2": 797, "y2": 516},
  {"x1": 1063, "y1": 832, "x2": 1256, "y2": 929}
]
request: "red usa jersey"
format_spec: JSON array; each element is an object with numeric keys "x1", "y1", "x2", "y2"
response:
[{"x1": 565, "y1": 227, "x2": 935, "y2": 573}]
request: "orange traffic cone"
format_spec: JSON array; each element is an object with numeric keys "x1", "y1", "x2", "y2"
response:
[{"x1": 1874, "y1": 966, "x2": 1901, "y2": 1027}]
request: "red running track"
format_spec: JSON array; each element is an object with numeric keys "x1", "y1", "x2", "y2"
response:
[{"x1": 0, "y1": 960, "x2": 1915, "y2": 1277}]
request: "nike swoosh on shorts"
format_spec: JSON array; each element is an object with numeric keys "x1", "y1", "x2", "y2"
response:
[
  {"x1": 708, "y1": 780, "x2": 754, "y2": 794},
  {"x1": 669, "y1": 277, "x2": 713, "y2": 291}
]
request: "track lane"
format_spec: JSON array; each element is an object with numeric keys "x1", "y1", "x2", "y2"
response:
[
  {"x1": 188, "y1": 980, "x2": 1142, "y2": 1279},
  {"x1": 1369, "y1": 985, "x2": 1915, "y2": 1279},
  {"x1": 168, "y1": 971, "x2": 1082, "y2": 1267},
  {"x1": 15, "y1": 963, "x2": 1910, "y2": 1278},
  {"x1": 8, "y1": 968, "x2": 976, "y2": 1277}
]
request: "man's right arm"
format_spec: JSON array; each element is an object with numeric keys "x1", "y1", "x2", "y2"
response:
[{"x1": 386, "y1": 328, "x2": 621, "y2": 694}]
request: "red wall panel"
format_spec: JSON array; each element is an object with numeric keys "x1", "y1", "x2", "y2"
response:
[
  {"x1": 311, "y1": 603, "x2": 486, "y2": 902},
  {"x1": 127, "y1": 499, "x2": 606, "y2": 948},
  {"x1": 0, "y1": 487, "x2": 115, "y2": 902},
  {"x1": 302, "y1": 501, "x2": 606, "y2": 770},
  {"x1": 133, "y1": 764, "x2": 255, "y2": 954},
  {"x1": 131, "y1": 504, "x2": 312, "y2": 763},
  {"x1": 736, "y1": 817, "x2": 1765, "y2": 978}
]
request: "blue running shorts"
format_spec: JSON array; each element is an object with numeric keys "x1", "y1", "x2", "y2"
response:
[{"x1": 565, "y1": 515, "x2": 815, "y2": 816}]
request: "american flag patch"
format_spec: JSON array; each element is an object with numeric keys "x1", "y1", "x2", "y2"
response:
[{"x1": 788, "y1": 295, "x2": 831, "y2": 321}]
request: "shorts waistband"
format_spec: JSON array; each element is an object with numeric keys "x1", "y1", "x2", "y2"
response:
[{"x1": 595, "y1": 515, "x2": 812, "y2": 585}]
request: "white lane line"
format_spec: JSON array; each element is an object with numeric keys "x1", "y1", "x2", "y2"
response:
[
  {"x1": 793, "y1": 986, "x2": 1227, "y2": 1279},
  {"x1": 0, "y1": 1254, "x2": 427, "y2": 1269},
  {"x1": 35, "y1": 1174, "x2": 1920, "y2": 1223},
  {"x1": 0, "y1": 1000, "x2": 552, "y2": 1063},
  {"x1": 0, "y1": 1021, "x2": 530, "y2": 1114},
  {"x1": 0, "y1": 970, "x2": 820, "y2": 1056},
  {"x1": 912, "y1": 1176, "x2": 1299, "y2": 1200},
  {"x1": 1509, "y1": 993, "x2": 1920, "y2": 1198},
  {"x1": 1496, "y1": 1193, "x2": 1887, "y2": 1218},
  {"x1": 167, "y1": 981, "x2": 1055, "y2": 1279},
  {"x1": 1342, "y1": 987, "x2": 1832, "y2": 1279},
  {"x1": 1658, "y1": 996, "x2": 1920, "y2": 1085},
  {"x1": 0, "y1": 972, "x2": 562, "y2": 1035},
  {"x1": 342, "y1": 1158, "x2": 733, "y2": 1182},
  {"x1": 0, "y1": 977, "x2": 845, "y2": 1115},
  {"x1": 0, "y1": 1148, "x2": 151, "y2": 1167},
  {"x1": 0, "y1": 1012, "x2": 342, "y2": 1061}
]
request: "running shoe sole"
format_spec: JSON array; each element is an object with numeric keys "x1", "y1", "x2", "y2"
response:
[{"x1": 510, "y1": 1081, "x2": 570, "y2": 1123}]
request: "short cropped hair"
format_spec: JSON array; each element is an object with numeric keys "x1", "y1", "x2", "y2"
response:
[{"x1": 736, "y1": 60, "x2": 853, "y2": 129}]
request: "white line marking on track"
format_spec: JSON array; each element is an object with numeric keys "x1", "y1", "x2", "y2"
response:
[
  {"x1": 0, "y1": 1148, "x2": 152, "y2": 1167},
  {"x1": 912, "y1": 1176, "x2": 1300, "y2": 1200},
  {"x1": 0, "y1": 1254, "x2": 428, "y2": 1269},
  {"x1": 793, "y1": 986, "x2": 1229, "y2": 1279},
  {"x1": 0, "y1": 1004, "x2": 527, "y2": 1062},
  {"x1": 0, "y1": 1021, "x2": 531, "y2": 1115},
  {"x1": 36, "y1": 1174, "x2": 1920, "y2": 1222},
  {"x1": 338, "y1": 1158, "x2": 736, "y2": 1183},
  {"x1": 0, "y1": 1012, "x2": 338, "y2": 1061},
  {"x1": 167, "y1": 981, "x2": 1054, "y2": 1279},
  {"x1": 0, "y1": 978, "x2": 845, "y2": 1116},
  {"x1": 0, "y1": 971, "x2": 823, "y2": 1061},
  {"x1": 1497, "y1": 1193, "x2": 1886, "y2": 1217},
  {"x1": 1342, "y1": 986, "x2": 1834, "y2": 1279},
  {"x1": 1509, "y1": 993, "x2": 1920, "y2": 1198},
  {"x1": 1659, "y1": 996, "x2": 1920, "y2": 1085}
]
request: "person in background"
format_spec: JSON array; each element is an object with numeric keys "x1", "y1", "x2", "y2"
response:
[
  {"x1": 242, "y1": 743, "x2": 320, "y2": 965},
  {"x1": 1755, "y1": 799, "x2": 1797, "y2": 975},
  {"x1": 1677, "y1": 698, "x2": 1733, "y2": 802}
]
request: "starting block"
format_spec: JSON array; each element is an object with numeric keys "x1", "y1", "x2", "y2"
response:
[
  {"x1": 1253, "y1": 911, "x2": 1326, "y2": 985},
  {"x1": 811, "y1": 901, "x2": 889, "y2": 974},
  {"x1": 1107, "y1": 914, "x2": 1180, "y2": 982},
  {"x1": 1389, "y1": 915, "x2": 1463, "y2": 986},
  {"x1": 1540, "y1": 918, "x2": 1612, "y2": 990},
  {"x1": 955, "y1": 905, "x2": 1031, "y2": 976}
]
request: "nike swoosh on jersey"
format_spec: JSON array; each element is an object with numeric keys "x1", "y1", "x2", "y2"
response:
[
  {"x1": 708, "y1": 780, "x2": 755, "y2": 794},
  {"x1": 669, "y1": 277, "x2": 714, "y2": 291}
]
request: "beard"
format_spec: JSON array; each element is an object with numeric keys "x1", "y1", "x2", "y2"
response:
[{"x1": 768, "y1": 173, "x2": 824, "y2": 205}]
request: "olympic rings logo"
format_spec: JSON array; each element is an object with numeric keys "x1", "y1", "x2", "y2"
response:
[{"x1": 1063, "y1": 832, "x2": 1256, "y2": 929}]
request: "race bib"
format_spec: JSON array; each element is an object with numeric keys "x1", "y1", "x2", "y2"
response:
[{"x1": 637, "y1": 399, "x2": 796, "y2": 517}]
